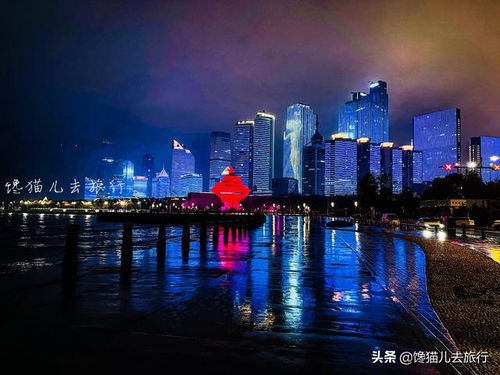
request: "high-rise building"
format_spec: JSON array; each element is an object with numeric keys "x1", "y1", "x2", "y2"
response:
[
  {"x1": 132, "y1": 176, "x2": 148, "y2": 198},
  {"x1": 209, "y1": 131, "x2": 231, "y2": 190},
  {"x1": 325, "y1": 135, "x2": 357, "y2": 196},
  {"x1": 151, "y1": 167, "x2": 170, "y2": 198},
  {"x1": 469, "y1": 136, "x2": 500, "y2": 182},
  {"x1": 303, "y1": 122, "x2": 325, "y2": 196},
  {"x1": 413, "y1": 108, "x2": 461, "y2": 182},
  {"x1": 142, "y1": 154, "x2": 154, "y2": 198},
  {"x1": 170, "y1": 140, "x2": 195, "y2": 196},
  {"x1": 356, "y1": 137, "x2": 381, "y2": 183},
  {"x1": 232, "y1": 120, "x2": 254, "y2": 188},
  {"x1": 400, "y1": 145, "x2": 423, "y2": 189},
  {"x1": 179, "y1": 173, "x2": 203, "y2": 196},
  {"x1": 252, "y1": 111, "x2": 275, "y2": 195},
  {"x1": 380, "y1": 143, "x2": 403, "y2": 194},
  {"x1": 98, "y1": 137, "x2": 115, "y2": 198},
  {"x1": 338, "y1": 81, "x2": 389, "y2": 144},
  {"x1": 283, "y1": 103, "x2": 316, "y2": 193},
  {"x1": 110, "y1": 160, "x2": 134, "y2": 198},
  {"x1": 272, "y1": 177, "x2": 298, "y2": 197}
]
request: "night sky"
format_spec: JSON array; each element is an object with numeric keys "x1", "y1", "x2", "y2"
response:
[{"x1": 2, "y1": 0, "x2": 499, "y2": 197}]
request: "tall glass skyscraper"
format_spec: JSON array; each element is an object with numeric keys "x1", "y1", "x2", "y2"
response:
[
  {"x1": 111, "y1": 159, "x2": 134, "y2": 198},
  {"x1": 170, "y1": 140, "x2": 195, "y2": 196},
  {"x1": 325, "y1": 135, "x2": 357, "y2": 196},
  {"x1": 401, "y1": 145, "x2": 423, "y2": 189},
  {"x1": 142, "y1": 154, "x2": 154, "y2": 198},
  {"x1": 380, "y1": 143, "x2": 403, "y2": 194},
  {"x1": 252, "y1": 112, "x2": 275, "y2": 195},
  {"x1": 338, "y1": 81, "x2": 389, "y2": 144},
  {"x1": 232, "y1": 120, "x2": 254, "y2": 188},
  {"x1": 132, "y1": 176, "x2": 148, "y2": 198},
  {"x1": 283, "y1": 103, "x2": 316, "y2": 193},
  {"x1": 413, "y1": 108, "x2": 461, "y2": 182},
  {"x1": 152, "y1": 167, "x2": 170, "y2": 198},
  {"x1": 209, "y1": 131, "x2": 231, "y2": 190},
  {"x1": 303, "y1": 124, "x2": 325, "y2": 196},
  {"x1": 470, "y1": 136, "x2": 500, "y2": 182},
  {"x1": 356, "y1": 137, "x2": 381, "y2": 183},
  {"x1": 179, "y1": 173, "x2": 203, "y2": 196}
]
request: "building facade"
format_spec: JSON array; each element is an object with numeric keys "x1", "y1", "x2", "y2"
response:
[
  {"x1": 356, "y1": 137, "x2": 381, "y2": 183},
  {"x1": 170, "y1": 140, "x2": 195, "y2": 196},
  {"x1": 325, "y1": 136, "x2": 357, "y2": 196},
  {"x1": 232, "y1": 120, "x2": 254, "y2": 189},
  {"x1": 132, "y1": 176, "x2": 148, "y2": 198},
  {"x1": 401, "y1": 145, "x2": 423, "y2": 189},
  {"x1": 252, "y1": 112, "x2": 275, "y2": 195},
  {"x1": 209, "y1": 131, "x2": 231, "y2": 190},
  {"x1": 469, "y1": 136, "x2": 500, "y2": 182},
  {"x1": 142, "y1": 154, "x2": 154, "y2": 198},
  {"x1": 179, "y1": 173, "x2": 203, "y2": 196},
  {"x1": 379, "y1": 143, "x2": 403, "y2": 194},
  {"x1": 413, "y1": 108, "x2": 461, "y2": 182},
  {"x1": 303, "y1": 126, "x2": 325, "y2": 196},
  {"x1": 338, "y1": 81, "x2": 389, "y2": 144},
  {"x1": 283, "y1": 103, "x2": 316, "y2": 193},
  {"x1": 151, "y1": 167, "x2": 170, "y2": 198}
]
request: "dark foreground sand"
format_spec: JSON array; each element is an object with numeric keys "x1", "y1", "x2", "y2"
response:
[{"x1": 355, "y1": 229, "x2": 500, "y2": 375}]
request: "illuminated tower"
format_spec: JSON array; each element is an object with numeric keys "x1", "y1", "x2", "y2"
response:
[
  {"x1": 413, "y1": 108, "x2": 461, "y2": 182},
  {"x1": 338, "y1": 81, "x2": 389, "y2": 143},
  {"x1": 252, "y1": 111, "x2": 275, "y2": 195},
  {"x1": 469, "y1": 136, "x2": 500, "y2": 182},
  {"x1": 209, "y1": 131, "x2": 231, "y2": 190},
  {"x1": 303, "y1": 119, "x2": 325, "y2": 196},
  {"x1": 151, "y1": 166, "x2": 170, "y2": 198},
  {"x1": 356, "y1": 137, "x2": 381, "y2": 183},
  {"x1": 142, "y1": 153, "x2": 154, "y2": 198},
  {"x1": 170, "y1": 140, "x2": 195, "y2": 196},
  {"x1": 232, "y1": 120, "x2": 254, "y2": 188},
  {"x1": 283, "y1": 103, "x2": 316, "y2": 193},
  {"x1": 325, "y1": 134, "x2": 357, "y2": 196},
  {"x1": 380, "y1": 142, "x2": 403, "y2": 194}
]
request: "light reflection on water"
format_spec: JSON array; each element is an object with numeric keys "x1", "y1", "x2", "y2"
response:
[{"x1": 0, "y1": 213, "x2": 446, "y2": 360}]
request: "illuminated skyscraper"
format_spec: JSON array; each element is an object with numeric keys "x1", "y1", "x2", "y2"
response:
[
  {"x1": 469, "y1": 136, "x2": 500, "y2": 182},
  {"x1": 209, "y1": 131, "x2": 231, "y2": 190},
  {"x1": 283, "y1": 103, "x2": 316, "y2": 193},
  {"x1": 325, "y1": 135, "x2": 357, "y2": 196},
  {"x1": 380, "y1": 143, "x2": 403, "y2": 194},
  {"x1": 232, "y1": 120, "x2": 254, "y2": 188},
  {"x1": 179, "y1": 173, "x2": 203, "y2": 196},
  {"x1": 132, "y1": 176, "x2": 148, "y2": 198},
  {"x1": 303, "y1": 122, "x2": 325, "y2": 196},
  {"x1": 151, "y1": 167, "x2": 170, "y2": 198},
  {"x1": 252, "y1": 111, "x2": 275, "y2": 195},
  {"x1": 356, "y1": 137, "x2": 381, "y2": 183},
  {"x1": 111, "y1": 159, "x2": 134, "y2": 198},
  {"x1": 338, "y1": 81, "x2": 389, "y2": 143},
  {"x1": 170, "y1": 140, "x2": 195, "y2": 196},
  {"x1": 142, "y1": 154, "x2": 154, "y2": 198},
  {"x1": 401, "y1": 145, "x2": 423, "y2": 189},
  {"x1": 413, "y1": 108, "x2": 461, "y2": 182}
]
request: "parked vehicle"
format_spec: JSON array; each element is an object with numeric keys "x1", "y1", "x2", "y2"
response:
[
  {"x1": 415, "y1": 217, "x2": 444, "y2": 229},
  {"x1": 381, "y1": 213, "x2": 400, "y2": 227},
  {"x1": 447, "y1": 216, "x2": 475, "y2": 228},
  {"x1": 492, "y1": 219, "x2": 500, "y2": 230}
]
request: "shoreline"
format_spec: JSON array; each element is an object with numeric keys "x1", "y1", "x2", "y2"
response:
[{"x1": 339, "y1": 227, "x2": 500, "y2": 374}]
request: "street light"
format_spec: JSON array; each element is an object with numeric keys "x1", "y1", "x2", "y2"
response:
[{"x1": 354, "y1": 201, "x2": 358, "y2": 208}]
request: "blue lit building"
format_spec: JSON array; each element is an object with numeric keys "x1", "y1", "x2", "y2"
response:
[
  {"x1": 132, "y1": 176, "x2": 148, "y2": 198},
  {"x1": 232, "y1": 120, "x2": 254, "y2": 188},
  {"x1": 303, "y1": 124, "x2": 325, "y2": 196},
  {"x1": 170, "y1": 140, "x2": 195, "y2": 196},
  {"x1": 209, "y1": 131, "x2": 231, "y2": 190},
  {"x1": 151, "y1": 167, "x2": 170, "y2": 198},
  {"x1": 252, "y1": 112, "x2": 275, "y2": 195},
  {"x1": 356, "y1": 137, "x2": 381, "y2": 183},
  {"x1": 413, "y1": 108, "x2": 462, "y2": 182},
  {"x1": 470, "y1": 136, "x2": 500, "y2": 182},
  {"x1": 109, "y1": 159, "x2": 134, "y2": 198},
  {"x1": 401, "y1": 145, "x2": 423, "y2": 189},
  {"x1": 179, "y1": 173, "x2": 203, "y2": 196},
  {"x1": 380, "y1": 143, "x2": 403, "y2": 194},
  {"x1": 283, "y1": 103, "x2": 316, "y2": 193},
  {"x1": 142, "y1": 154, "x2": 154, "y2": 198},
  {"x1": 325, "y1": 135, "x2": 357, "y2": 196},
  {"x1": 338, "y1": 81, "x2": 389, "y2": 144}
]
